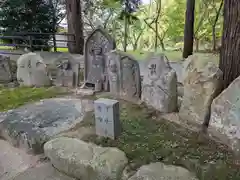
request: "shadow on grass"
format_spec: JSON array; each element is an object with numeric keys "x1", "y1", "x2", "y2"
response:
[{"x1": 81, "y1": 100, "x2": 240, "y2": 180}]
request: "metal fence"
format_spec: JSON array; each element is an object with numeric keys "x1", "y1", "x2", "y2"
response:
[{"x1": 0, "y1": 32, "x2": 76, "y2": 55}]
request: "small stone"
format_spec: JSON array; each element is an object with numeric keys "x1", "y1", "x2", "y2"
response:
[
  {"x1": 128, "y1": 162, "x2": 198, "y2": 180},
  {"x1": 94, "y1": 98, "x2": 121, "y2": 139},
  {"x1": 44, "y1": 137, "x2": 128, "y2": 180}
]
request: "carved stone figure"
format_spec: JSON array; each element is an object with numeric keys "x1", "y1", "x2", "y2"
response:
[
  {"x1": 52, "y1": 53, "x2": 80, "y2": 87},
  {"x1": 141, "y1": 54, "x2": 178, "y2": 113},
  {"x1": 0, "y1": 55, "x2": 12, "y2": 83},
  {"x1": 107, "y1": 50, "x2": 141, "y2": 102},
  {"x1": 83, "y1": 26, "x2": 116, "y2": 91}
]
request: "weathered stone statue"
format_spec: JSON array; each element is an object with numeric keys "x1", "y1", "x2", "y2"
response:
[
  {"x1": 83, "y1": 27, "x2": 116, "y2": 91},
  {"x1": 141, "y1": 54, "x2": 178, "y2": 113},
  {"x1": 17, "y1": 52, "x2": 51, "y2": 87},
  {"x1": 107, "y1": 50, "x2": 141, "y2": 102},
  {"x1": 0, "y1": 55, "x2": 12, "y2": 83}
]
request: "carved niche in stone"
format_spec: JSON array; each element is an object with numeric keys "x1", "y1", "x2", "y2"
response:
[
  {"x1": 84, "y1": 26, "x2": 116, "y2": 91},
  {"x1": 0, "y1": 55, "x2": 12, "y2": 83},
  {"x1": 141, "y1": 54, "x2": 178, "y2": 113},
  {"x1": 107, "y1": 50, "x2": 141, "y2": 102},
  {"x1": 53, "y1": 54, "x2": 80, "y2": 87}
]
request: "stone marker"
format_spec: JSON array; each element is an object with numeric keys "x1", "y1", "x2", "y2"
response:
[
  {"x1": 94, "y1": 98, "x2": 121, "y2": 139},
  {"x1": 16, "y1": 52, "x2": 51, "y2": 87},
  {"x1": 179, "y1": 55, "x2": 222, "y2": 124},
  {"x1": 0, "y1": 55, "x2": 12, "y2": 83},
  {"x1": 0, "y1": 98, "x2": 92, "y2": 154},
  {"x1": 83, "y1": 26, "x2": 116, "y2": 91},
  {"x1": 107, "y1": 50, "x2": 141, "y2": 102},
  {"x1": 210, "y1": 75, "x2": 240, "y2": 152},
  {"x1": 141, "y1": 53, "x2": 178, "y2": 113}
]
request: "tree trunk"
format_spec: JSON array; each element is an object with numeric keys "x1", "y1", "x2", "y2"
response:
[
  {"x1": 219, "y1": 0, "x2": 240, "y2": 89},
  {"x1": 183, "y1": 0, "x2": 195, "y2": 58},
  {"x1": 212, "y1": 26, "x2": 217, "y2": 52},
  {"x1": 66, "y1": 0, "x2": 84, "y2": 54},
  {"x1": 160, "y1": 39, "x2": 165, "y2": 51}
]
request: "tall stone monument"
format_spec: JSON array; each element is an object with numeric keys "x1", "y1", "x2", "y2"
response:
[
  {"x1": 141, "y1": 54, "x2": 178, "y2": 113},
  {"x1": 83, "y1": 27, "x2": 116, "y2": 91}
]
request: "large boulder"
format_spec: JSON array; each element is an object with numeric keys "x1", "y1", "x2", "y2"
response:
[
  {"x1": 17, "y1": 52, "x2": 51, "y2": 87},
  {"x1": 179, "y1": 55, "x2": 222, "y2": 124},
  {"x1": 44, "y1": 137, "x2": 128, "y2": 180},
  {"x1": 128, "y1": 162, "x2": 198, "y2": 180},
  {"x1": 12, "y1": 163, "x2": 76, "y2": 180},
  {"x1": 141, "y1": 54, "x2": 178, "y2": 113},
  {"x1": 210, "y1": 75, "x2": 240, "y2": 151},
  {"x1": 0, "y1": 98, "x2": 93, "y2": 154}
]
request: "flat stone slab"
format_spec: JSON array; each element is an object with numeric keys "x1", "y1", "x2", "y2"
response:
[
  {"x1": 0, "y1": 139, "x2": 39, "y2": 180},
  {"x1": 13, "y1": 163, "x2": 76, "y2": 180},
  {"x1": 0, "y1": 98, "x2": 93, "y2": 154}
]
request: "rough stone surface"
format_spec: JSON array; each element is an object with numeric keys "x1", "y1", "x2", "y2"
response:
[
  {"x1": 75, "y1": 88, "x2": 95, "y2": 96},
  {"x1": 128, "y1": 162, "x2": 198, "y2": 180},
  {"x1": 16, "y1": 52, "x2": 52, "y2": 87},
  {"x1": 44, "y1": 137, "x2": 128, "y2": 180},
  {"x1": 84, "y1": 26, "x2": 116, "y2": 91},
  {"x1": 51, "y1": 53, "x2": 80, "y2": 87},
  {"x1": 0, "y1": 139, "x2": 39, "y2": 180},
  {"x1": 13, "y1": 163, "x2": 76, "y2": 180},
  {"x1": 0, "y1": 98, "x2": 93, "y2": 154},
  {"x1": 94, "y1": 98, "x2": 121, "y2": 139},
  {"x1": 141, "y1": 54, "x2": 178, "y2": 113},
  {"x1": 210, "y1": 75, "x2": 240, "y2": 152},
  {"x1": 179, "y1": 55, "x2": 222, "y2": 124},
  {"x1": 107, "y1": 50, "x2": 141, "y2": 102},
  {"x1": 0, "y1": 55, "x2": 13, "y2": 83}
]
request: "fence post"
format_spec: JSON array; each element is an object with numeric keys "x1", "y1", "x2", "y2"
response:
[
  {"x1": 28, "y1": 35, "x2": 33, "y2": 52},
  {"x1": 53, "y1": 34, "x2": 57, "y2": 52}
]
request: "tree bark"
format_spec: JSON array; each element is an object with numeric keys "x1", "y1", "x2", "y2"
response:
[
  {"x1": 219, "y1": 0, "x2": 240, "y2": 89},
  {"x1": 66, "y1": 0, "x2": 84, "y2": 54},
  {"x1": 183, "y1": 0, "x2": 195, "y2": 58},
  {"x1": 212, "y1": 0, "x2": 224, "y2": 52}
]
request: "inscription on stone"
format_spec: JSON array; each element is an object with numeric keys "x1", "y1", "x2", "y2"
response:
[
  {"x1": 84, "y1": 27, "x2": 116, "y2": 91},
  {"x1": 94, "y1": 98, "x2": 121, "y2": 139}
]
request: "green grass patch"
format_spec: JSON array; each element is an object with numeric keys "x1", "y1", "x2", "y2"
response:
[
  {"x1": 82, "y1": 100, "x2": 240, "y2": 180},
  {"x1": 0, "y1": 87, "x2": 67, "y2": 111}
]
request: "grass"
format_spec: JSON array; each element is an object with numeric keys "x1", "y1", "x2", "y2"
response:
[
  {"x1": 0, "y1": 86, "x2": 68, "y2": 111},
  {"x1": 80, "y1": 99, "x2": 240, "y2": 180}
]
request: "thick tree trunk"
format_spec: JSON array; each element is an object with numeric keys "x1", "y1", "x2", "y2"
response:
[
  {"x1": 219, "y1": 0, "x2": 240, "y2": 89},
  {"x1": 66, "y1": 0, "x2": 84, "y2": 54},
  {"x1": 183, "y1": 0, "x2": 195, "y2": 58}
]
